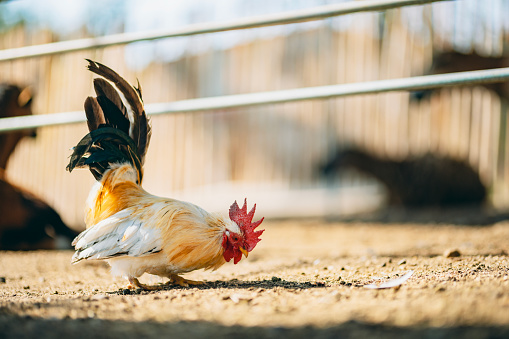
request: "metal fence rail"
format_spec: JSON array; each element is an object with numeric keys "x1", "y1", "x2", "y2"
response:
[
  {"x1": 0, "y1": 0, "x2": 450, "y2": 62},
  {"x1": 2, "y1": 67, "x2": 508, "y2": 133}
]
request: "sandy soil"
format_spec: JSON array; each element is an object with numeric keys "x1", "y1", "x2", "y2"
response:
[{"x1": 1, "y1": 219, "x2": 509, "y2": 338}]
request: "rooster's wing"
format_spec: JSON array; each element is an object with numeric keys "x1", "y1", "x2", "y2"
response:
[{"x1": 71, "y1": 208, "x2": 162, "y2": 263}]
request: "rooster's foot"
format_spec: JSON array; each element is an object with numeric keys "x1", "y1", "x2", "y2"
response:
[
  {"x1": 128, "y1": 277, "x2": 164, "y2": 291},
  {"x1": 166, "y1": 274, "x2": 204, "y2": 287}
]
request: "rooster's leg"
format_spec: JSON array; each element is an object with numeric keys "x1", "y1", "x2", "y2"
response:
[
  {"x1": 166, "y1": 274, "x2": 204, "y2": 287},
  {"x1": 128, "y1": 277, "x2": 164, "y2": 291}
]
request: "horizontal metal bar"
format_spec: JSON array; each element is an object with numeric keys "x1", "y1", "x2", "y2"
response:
[
  {"x1": 1, "y1": 67, "x2": 508, "y2": 133},
  {"x1": 0, "y1": 0, "x2": 449, "y2": 62}
]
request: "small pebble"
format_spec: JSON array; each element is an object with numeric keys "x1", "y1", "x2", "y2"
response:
[
  {"x1": 0, "y1": 277, "x2": 6, "y2": 283},
  {"x1": 230, "y1": 294, "x2": 241, "y2": 303},
  {"x1": 229, "y1": 293, "x2": 254, "y2": 304},
  {"x1": 444, "y1": 249, "x2": 461, "y2": 258},
  {"x1": 398, "y1": 260, "x2": 407, "y2": 265}
]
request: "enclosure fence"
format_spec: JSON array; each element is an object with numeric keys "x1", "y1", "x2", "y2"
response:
[
  {"x1": 0, "y1": 0, "x2": 461, "y2": 133},
  {"x1": 0, "y1": 0, "x2": 448, "y2": 62},
  {"x1": 2, "y1": 67, "x2": 509, "y2": 132}
]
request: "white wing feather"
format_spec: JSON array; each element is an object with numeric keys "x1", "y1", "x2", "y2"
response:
[{"x1": 72, "y1": 207, "x2": 163, "y2": 263}]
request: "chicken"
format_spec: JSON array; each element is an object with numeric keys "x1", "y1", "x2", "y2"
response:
[{"x1": 67, "y1": 60, "x2": 264, "y2": 290}]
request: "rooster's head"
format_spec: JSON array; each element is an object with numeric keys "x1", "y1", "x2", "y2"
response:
[{"x1": 222, "y1": 199, "x2": 264, "y2": 264}]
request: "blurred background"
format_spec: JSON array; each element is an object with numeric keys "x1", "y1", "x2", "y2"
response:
[{"x1": 1, "y1": 0, "x2": 509, "y2": 232}]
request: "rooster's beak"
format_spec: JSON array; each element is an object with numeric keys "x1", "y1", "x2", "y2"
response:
[{"x1": 239, "y1": 247, "x2": 249, "y2": 258}]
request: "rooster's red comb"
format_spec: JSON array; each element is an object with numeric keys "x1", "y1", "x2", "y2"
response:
[{"x1": 229, "y1": 199, "x2": 264, "y2": 251}]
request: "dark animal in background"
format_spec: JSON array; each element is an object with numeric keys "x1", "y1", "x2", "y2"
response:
[
  {"x1": 0, "y1": 84, "x2": 77, "y2": 250},
  {"x1": 412, "y1": 51, "x2": 509, "y2": 102},
  {"x1": 321, "y1": 149, "x2": 486, "y2": 207},
  {"x1": 0, "y1": 84, "x2": 36, "y2": 170},
  {"x1": 0, "y1": 173, "x2": 78, "y2": 250}
]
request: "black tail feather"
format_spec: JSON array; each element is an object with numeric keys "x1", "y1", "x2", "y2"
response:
[
  {"x1": 137, "y1": 112, "x2": 151, "y2": 162},
  {"x1": 93, "y1": 78, "x2": 130, "y2": 135},
  {"x1": 85, "y1": 59, "x2": 151, "y2": 164},
  {"x1": 66, "y1": 60, "x2": 151, "y2": 183},
  {"x1": 84, "y1": 97, "x2": 106, "y2": 132}
]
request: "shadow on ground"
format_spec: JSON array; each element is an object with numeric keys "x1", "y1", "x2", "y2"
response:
[
  {"x1": 1, "y1": 314, "x2": 508, "y2": 339},
  {"x1": 113, "y1": 278, "x2": 327, "y2": 295}
]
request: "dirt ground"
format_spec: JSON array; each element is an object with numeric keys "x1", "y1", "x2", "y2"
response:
[{"x1": 1, "y1": 217, "x2": 509, "y2": 338}]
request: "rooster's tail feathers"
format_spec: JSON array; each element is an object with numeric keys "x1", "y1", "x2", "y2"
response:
[{"x1": 67, "y1": 60, "x2": 151, "y2": 183}]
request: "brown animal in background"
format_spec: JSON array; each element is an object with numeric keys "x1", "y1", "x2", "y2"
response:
[
  {"x1": 321, "y1": 148, "x2": 486, "y2": 207},
  {"x1": 412, "y1": 51, "x2": 509, "y2": 102},
  {"x1": 0, "y1": 84, "x2": 77, "y2": 250},
  {"x1": 0, "y1": 84, "x2": 36, "y2": 170}
]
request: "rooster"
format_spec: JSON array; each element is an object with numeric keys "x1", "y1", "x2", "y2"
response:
[{"x1": 68, "y1": 60, "x2": 264, "y2": 290}]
